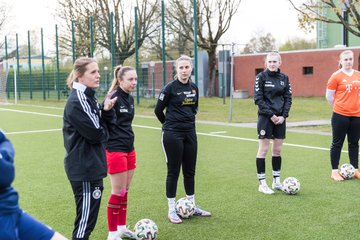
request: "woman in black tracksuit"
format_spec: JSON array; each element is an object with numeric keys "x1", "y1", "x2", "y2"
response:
[
  {"x1": 63, "y1": 57, "x2": 116, "y2": 239},
  {"x1": 154, "y1": 55, "x2": 211, "y2": 224},
  {"x1": 103, "y1": 66, "x2": 138, "y2": 240},
  {"x1": 254, "y1": 51, "x2": 292, "y2": 195}
]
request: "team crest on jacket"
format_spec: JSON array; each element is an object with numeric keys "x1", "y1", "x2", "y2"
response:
[{"x1": 93, "y1": 189, "x2": 102, "y2": 199}]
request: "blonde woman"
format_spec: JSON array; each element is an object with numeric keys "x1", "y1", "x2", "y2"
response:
[
  {"x1": 63, "y1": 57, "x2": 117, "y2": 239},
  {"x1": 254, "y1": 51, "x2": 292, "y2": 195},
  {"x1": 326, "y1": 50, "x2": 360, "y2": 181},
  {"x1": 154, "y1": 55, "x2": 211, "y2": 224}
]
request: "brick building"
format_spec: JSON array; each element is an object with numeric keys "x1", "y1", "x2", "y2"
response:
[{"x1": 233, "y1": 47, "x2": 360, "y2": 97}]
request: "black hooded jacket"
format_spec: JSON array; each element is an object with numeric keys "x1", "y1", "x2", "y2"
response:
[{"x1": 254, "y1": 69, "x2": 292, "y2": 118}]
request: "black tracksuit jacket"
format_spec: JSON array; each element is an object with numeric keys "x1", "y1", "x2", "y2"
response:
[
  {"x1": 63, "y1": 82, "x2": 115, "y2": 181},
  {"x1": 254, "y1": 69, "x2": 292, "y2": 118},
  {"x1": 104, "y1": 87, "x2": 135, "y2": 152}
]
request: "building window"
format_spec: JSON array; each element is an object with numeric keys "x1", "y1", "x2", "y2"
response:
[
  {"x1": 255, "y1": 68, "x2": 264, "y2": 76},
  {"x1": 303, "y1": 66, "x2": 313, "y2": 75}
]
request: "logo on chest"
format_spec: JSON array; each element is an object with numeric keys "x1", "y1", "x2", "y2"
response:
[{"x1": 119, "y1": 106, "x2": 129, "y2": 113}]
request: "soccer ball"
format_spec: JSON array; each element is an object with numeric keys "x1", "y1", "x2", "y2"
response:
[
  {"x1": 133, "y1": 218, "x2": 158, "y2": 240},
  {"x1": 283, "y1": 177, "x2": 300, "y2": 195},
  {"x1": 175, "y1": 197, "x2": 195, "y2": 218},
  {"x1": 339, "y1": 163, "x2": 355, "y2": 179}
]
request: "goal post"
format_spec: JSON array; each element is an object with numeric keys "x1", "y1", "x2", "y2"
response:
[{"x1": 0, "y1": 60, "x2": 9, "y2": 104}]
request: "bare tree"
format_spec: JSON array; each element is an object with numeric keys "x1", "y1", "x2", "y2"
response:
[
  {"x1": 167, "y1": 0, "x2": 241, "y2": 97},
  {"x1": 288, "y1": 0, "x2": 360, "y2": 36},
  {"x1": 56, "y1": 0, "x2": 159, "y2": 65},
  {"x1": 279, "y1": 37, "x2": 316, "y2": 51},
  {"x1": 242, "y1": 32, "x2": 277, "y2": 54},
  {"x1": 0, "y1": 2, "x2": 9, "y2": 49}
]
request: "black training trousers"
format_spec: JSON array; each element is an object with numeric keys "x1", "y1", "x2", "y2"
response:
[
  {"x1": 331, "y1": 112, "x2": 360, "y2": 169},
  {"x1": 161, "y1": 130, "x2": 197, "y2": 198},
  {"x1": 70, "y1": 180, "x2": 104, "y2": 240}
]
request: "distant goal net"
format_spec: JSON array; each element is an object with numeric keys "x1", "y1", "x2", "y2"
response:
[{"x1": 0, "y1": 60, "x2": 9, "y2": 104}]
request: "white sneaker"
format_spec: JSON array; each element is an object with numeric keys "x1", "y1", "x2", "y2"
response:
[
  {"x1": 119, "y1": 228, "x2": 136, "y2": 239},
  {"x1": 193, "y1": 207, "x2": 211, "y2": 217},
  {"x1": 168, "y1": 210, "x2": 182, "y2": 224},
  {"x1": 272, "y1": 182, "x2": 283, "y2": 191},
  {"x1": 258, "y1": 184, "x2": 274, "y2": 194}
]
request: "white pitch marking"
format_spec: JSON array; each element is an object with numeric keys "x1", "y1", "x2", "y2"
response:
[
  {"x1": 0, "y1": 107, "x2": 344, "y2": 153},
  {"x1": 209, "y1": 131, "x2": 227, "y2": 134}
]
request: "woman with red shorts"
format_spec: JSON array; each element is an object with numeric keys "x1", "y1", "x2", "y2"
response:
[{"x1": 103, "y1": 66, "x2": 138, "y2": 240}]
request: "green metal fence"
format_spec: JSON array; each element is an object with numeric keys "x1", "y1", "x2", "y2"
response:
[{"x1": 1, "y1": 0, "x2": 199, "y2": 104}]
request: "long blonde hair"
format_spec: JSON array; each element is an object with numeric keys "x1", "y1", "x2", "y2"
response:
[
  {"x1": 66, "y1": 57, "x2": 97, "y2": 89},
  {"x1": 108, "y1": 65, "x2": 135, "y2": 93}
]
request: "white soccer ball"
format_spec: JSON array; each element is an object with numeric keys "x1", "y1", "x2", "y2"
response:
[
  {"x1": 133, "y1": 218, "x2": 158, "y2": 240},
  {"x1": 175, "y1": 197, "x2": 195, "y2": 218},
  {"x1": 283, "y1": 177, "x2": 300, "y2": 195},
  {"x1": 339, "y1": 163, "x2": 355, "y2": 179}
]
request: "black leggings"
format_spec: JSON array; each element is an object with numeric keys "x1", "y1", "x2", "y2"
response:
[
  {"x1": 161, "y1": 130, "x2": 197, "y2": 198},
  {"x1": 330, "y1": 112, "x2": 360, "y2": 169}
]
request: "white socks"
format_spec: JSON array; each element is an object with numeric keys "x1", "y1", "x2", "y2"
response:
[
  {"x1": 167, "y1": 197, "x2": 176, "y2": 213},
  {"x1": 273, "y1": 176, "x2": 280, "y2": 184},
  {"x1": 117, "y1": 225, "x2": 126, "y2": 233},
  {"x1": 186, "y1": 194, "x2": 195, "y2": 205},
  {"x1": 259, "y1": 179, "x2": 267, "y2": 186}
]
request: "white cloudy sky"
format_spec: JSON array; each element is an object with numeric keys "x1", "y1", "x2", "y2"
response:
[{"x1": 3, "y1": 0, "x2": 315, "y2": 50}]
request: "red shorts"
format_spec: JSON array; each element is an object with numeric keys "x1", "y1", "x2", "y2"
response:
[{"x1": 106, "y1": 150, "x2": 136, "y2": 174}]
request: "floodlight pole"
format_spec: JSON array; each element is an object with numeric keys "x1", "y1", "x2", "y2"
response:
[
  {"x1": 341, "y1": 0, "x2": 349, "y2": 47},
  {"x1": 13, "y1": 58, "x2": 17, "y2": 105},
  {"x1": 193, "y1": 0, "x2": 198, "y2": 85},
  {"x1": 161, "y1": 0, "x2": 166, "y2": 87}
]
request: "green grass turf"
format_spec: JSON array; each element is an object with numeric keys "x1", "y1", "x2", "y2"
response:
[
  {"x1": 5, "y1": 96, "x2": 332, "y2": 123},
  {"x1": 0, "y1": 101, "x2": 356, "y2": 239}
]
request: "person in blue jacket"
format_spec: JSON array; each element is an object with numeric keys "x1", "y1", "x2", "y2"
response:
[{"x1": 0, "y1": 130, "x2": 67, "y2": 240}]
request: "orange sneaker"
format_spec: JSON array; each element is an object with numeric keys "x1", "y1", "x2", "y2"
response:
[
  {"x1": 354, "y1": 170, "x2": 360, "y2": 179},
  {"x1": 331, "y1": 171, "x2": 344, "y2": 181}
]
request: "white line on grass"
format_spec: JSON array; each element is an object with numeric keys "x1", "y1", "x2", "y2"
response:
[
  {"x1": 0, "y1": 108, "x2": 62, "y2": 118},
  {"x1": 5, "y1": 129, "x2": 61, "y2": 135},
  {"x1": 208, "y1": 131, "x2": 227, "y2": 134},
  {"x1": 133, "y1": 124, "x2": 340, "y2": 153},
  {"x1": 1, "y1": 108, "x2": 342, "y2": 153}
]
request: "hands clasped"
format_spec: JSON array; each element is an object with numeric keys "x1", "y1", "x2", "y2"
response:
[{"x1": 271, "y1": 115, "x2": 285, "y2": 125}]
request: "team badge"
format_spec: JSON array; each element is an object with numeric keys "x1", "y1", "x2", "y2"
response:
[
  {"x1": 93, "y1": 189, "x2": 102, "y2": 199},
  {"x1": 260, "y1": 130, "x2": 266, "y2": 136},
  {"x1": 159, "y1": 93, "x2": 165, "y2": 101}
]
